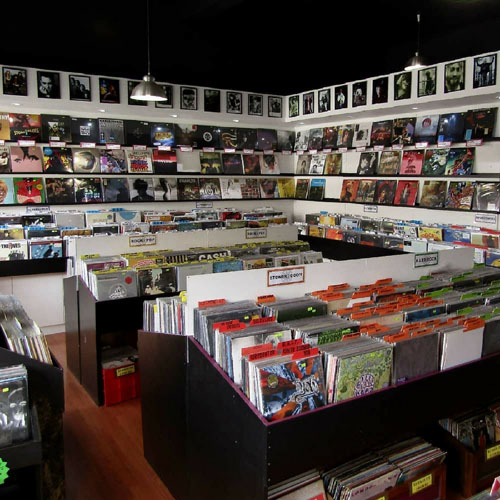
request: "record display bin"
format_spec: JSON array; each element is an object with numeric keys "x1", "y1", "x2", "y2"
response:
[
  {"x1": 426, "y1": 424, "x2": 500, "y2": 498},
  {"x1": 138, "y1": 330, "x2": 500, "y2": 500}
]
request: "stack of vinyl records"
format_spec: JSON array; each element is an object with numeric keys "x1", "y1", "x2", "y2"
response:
[
  {"x1": 0, "y1": 296, "x2": 52, "y2": 364},
  {"x1": 143, "y1": 295, "x2": 185, "y2": 335},
  {"x1": 0, "y1": 364, "x2": 30, "y2": 447},
  {"x1": 267, "y1": 469, "x2": 326, "y2": 500}
]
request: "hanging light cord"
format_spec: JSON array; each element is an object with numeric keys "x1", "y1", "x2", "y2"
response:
[
  {"x1": 416, "y1": 13, "x2": 421, "y2": 56},
  {"x1": 147, "y1": 0, "x2": 151, "y2": 76}
]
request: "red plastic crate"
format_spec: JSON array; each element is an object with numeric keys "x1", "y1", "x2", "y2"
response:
[{"x1": 102, "y1": 362, "x2": 140, "y2": 406}]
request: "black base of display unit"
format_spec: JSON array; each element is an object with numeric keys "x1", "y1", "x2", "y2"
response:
[
  {"x1": 138, "y1": 331, "x2": 500, "y2": 500},
  {"x1": 299, "y1": 234, "x2": 405, "y2": 260},
  {"x1": 0, "y1": 258, "x2": 67, "y2": 277}
]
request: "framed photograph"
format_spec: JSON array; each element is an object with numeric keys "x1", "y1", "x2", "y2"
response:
[
  {"x1": 227, "y1": 91, "x2": 242, "y2": 114},
  {"x1": 444, "y1": 60, "x2": 465, "y2": 93},
  {"x1": 37, "y1": 71, "x2": 60, "y2": 99},
  {"x1": 180, "y1": 87, "x2": 197, "y2": 110},
  {"x1": 288, "y1": 95, "x2": 299, "y2": 118},
  {"x1": 372, "y1": 77, "x2": 388, "y2": 104},
  {"x1": 248, "y1": 94, "x2": 263, "y2": 116},
  {"x1": 69, "y1": 75, "x2": 91, "y2": 101},
  {"x1": 335, "y1": 85, "x2": 348, "y2": 110},
  {"x1": 268, "y1": 96, "x2": 282, "y2": 118},
  {"x1": 473, "y1": 54, "x2": 497, "y2": 88},
  {"x1": 204, "y1": 89, "x2": 220, "y2": 112},
  {"x1": 155, "y1": 85, "x2": 173, "y2": 108},
  {"x1": 127, "y1": 81, "x2": 147, "y2": 106},
  {"x1": 394, "y1": 72, "x2": 411, "y2": 100},
  {"x1": 318, "y1": 89, "x2": 331, "y2": 113},
  {"x1": 3, "y1": 67, "x2": 27, "y2": 96},
  {"x1": 303, "y1": 92, "x2": 314, "y2": 115},
  {"x1": 352, "y1": 81, "x2": 367, "y2": 107},
  {"x1": 99, "y1": 77, "x2": 120, "y2": 104},
  {"x1": 418, "y1": 67, "x2": 437, "y2": 97}
]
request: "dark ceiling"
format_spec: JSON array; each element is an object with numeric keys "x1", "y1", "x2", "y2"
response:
[{"x1": 1, "y1": 0, "x2": 499, "y2": 96}]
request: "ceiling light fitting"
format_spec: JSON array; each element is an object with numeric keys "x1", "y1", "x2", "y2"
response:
[{"x1": 405, "y1": 13, "x2": 427, "y2": 71}]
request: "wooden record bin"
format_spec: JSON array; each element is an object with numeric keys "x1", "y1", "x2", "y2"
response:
[{"x1": 138, "y1": 330, "x2": 500, "y2": 500}]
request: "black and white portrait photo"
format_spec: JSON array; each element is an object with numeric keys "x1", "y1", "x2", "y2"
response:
[
  {"x1": 69, "y1": 75, "x2": 91, "y2": 101},
  {"x1": 37, "y1": 71, "x2": 60, "y2": 99},
  {"x1": 181, "y1": 87, "x2": 197, "y2": 110},
  {"x1": 268, "y1": 96, "x2": 282, "y2": 118},
  {"x1": 248, "y1": 94, "x2": 263, "y2": 116},
  {"x1": 318, "y1": 89, "x2": 331, "y2": 113},
  {"x1": 473, "y1": 54, "x2": 497, "y2": 88},
  {"x1": 155, "y1": 85, "x2": 173, "y2": 109},
  {"x1": 204, "y1": 89, "x2": 221, "y2": 112},
  {"x1": 445, "y1": 61, "x2": 465, "y2": 93},
  {"x1": 418, "y1": 67, "x2": 437, "y2": 97},
  {"x1": 227, "y1": 92, "x2": 242, "y2": 114}
]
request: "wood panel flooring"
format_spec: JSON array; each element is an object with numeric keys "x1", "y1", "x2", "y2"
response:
[{"x1": 47, "y1": 333, "x2": 175, "y2": 500}]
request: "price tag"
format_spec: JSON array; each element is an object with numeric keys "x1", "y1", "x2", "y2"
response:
[
  {"x1": 438, "y1": 141, "x2": 452, "y2": 148},
  {"x1": 392, "y1": 144, "x2": 404, "y2": 150},
  {"x1": 224, "y1": 147, "x2": 236, "y2": 153},
  {"x1": 364, "y1": 205, "x2": 378, "y2": 213},
  {"x1": 338, "y1": 147, "x2": 348, "y2": 153},
  {"x1": 322, "y1": 148, "x2": 332, "y2": 153},
  {"x1": 180, "y1": 146, "x2": 193, "y2": 152},
  {"x1": 0, "y1": 140, "x2": 4, "y2": 146},
  {"x1": 467, "y1": 139, "x2": 483, "y2": 147},
  {"x1": 203, "y1": 147, "x2": 215, "y2": 153},
  {"x1": 415, "y1": 142, "x2": 429, "y2": 148},
  {"x1": 486, "y1": 443, "x2": 500, "y2": 461},
  {"x1": 356, "y1": 146, "x2": 366, "y2": 152},
  {"x1": 281, "y1": 150, "x2": 292, "y2": 155},
  {"x1": 133, "y1": 144, "x2": 147, "y2": 151},
  {"x1": 475, "y1": 213, "x2": 498, "y2": 225},
  {"x1": 18, "y1": 140, "x2": 35, "y2": 147},
  {"x1": 158, "y1": 145, "x2": 171, "y2": 151},
  {"x1": 242, "y1": 148, "x2": 254, "y2": 154},
  {"x1": 411, "y1": 473, "x2": 433, "y2": 494},
  {"x1": 264, "y1": 149, "x2": 274, "y2": 155},
  {"x1": 80, "y1": 142, "x2": 96, "y2": 148},
  {"x1": 374, "y1": 145, "x2": 385, "y2": 151},
  {"x1": 106, "y1": 143, "x2": 121, "y2": 150},
  {"x1": 196, "y1": 201, "x2": 213, "y2": 209},
  {"x1": 297, "y1": 150, "x2": 304, "y2": 155},
  {"x1": 308, "y1": 149, "x2": 318, "y2": 154},
  {"x1": 49, "y1": 141, "x2": 66, "y2": 148},
  {"x1": 26, "y1": 205, "x2": 51, "y2": 214}
]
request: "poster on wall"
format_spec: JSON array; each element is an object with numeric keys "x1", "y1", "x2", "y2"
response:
[
  {"x1": 2, "y1": 67, "x2": 27, "y2": 96},
  {"x1": 155, "y1": 85, "x2": 174, "y2": 109},
  {"x1": 418, "y1": 67, "x2": 437, "y2": 97},
  {"x1": 180, "y1": 87, "x2": 197, "y2": 110},
  {"x1": 372, "y1": 77, "x2": 388, "y2": 104},
  {"x1": 227, "y1": 92, "x2": 242, "y2": 114},
  {"x1": 303, "y1": 92, "x2": 314, "y2": 115},
  {"x1": 204, "y1": 89, "x2": 220, "y2": 112},
  {"x1": 37, "y1": 71, "x2": 60, "y2": 99},
  {"x1": 288, "y1": 95, "x2": 299, "y2": 117},
  {"x1": 248, "y1": 94, "x2": 263, "y2": 116},
  {"x1": 318, "y1": 89, "x2": 331, "y2": 112},
  {"x1": 127, "y1": 81, "x2": 148, "y2": 106},
  {"x1": 268, "y1": 96, "x2": 282, "y2": 118},
  {"x1": 99, "y1": 77, "x2": 120, "y2": 104},
  {"x1": 473, "y1": 54, "x2": 496, "y2": 88},
  {"x1": 335, "y1": 85, "x2": 348, "y2": 110},
  {"x1": 352, "y1": 81, "x2": 367, "y2": 107},
  {"x1": 69, "y1": 75, "x2": 91, "y2": 101},
  {"x1": 444, "y1": 60, "x2": 465, "y2": 93},
  {"x1": 394, "y1": 72, "x2": 411, "y2": 100}
]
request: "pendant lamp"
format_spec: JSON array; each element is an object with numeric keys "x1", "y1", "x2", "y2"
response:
[
  {"x1": 131, "y1": 0, "x2": 167, "y2": 102},
  {"x1": 405, "y1": 13, "x2": 428, "y2": 71}
]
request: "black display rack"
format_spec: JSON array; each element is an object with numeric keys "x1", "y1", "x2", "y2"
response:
[
  {"x1": 139, "y1": 330, "x2": 500, "y2": 500},
  {"x1": 0, "y1": 258, "x2": 67, "y2": 277}
]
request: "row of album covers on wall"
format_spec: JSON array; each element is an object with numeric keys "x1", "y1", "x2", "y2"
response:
[
  {"x1": 0, "y1": 107, "x2": 495, "y2": 152},
  {"x1": 0, "y1": 175, "x2": 497, "y2": 211},
  {"x1": 1, "y1": 53, "x2": 497, "y2": 117}
]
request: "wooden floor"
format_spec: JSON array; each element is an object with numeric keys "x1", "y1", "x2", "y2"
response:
[{"x1": 47, "y1": 333, "x2": 175, "y2": 500}]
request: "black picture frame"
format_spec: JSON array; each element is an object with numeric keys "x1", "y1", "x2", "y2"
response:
[
  {"x1": 204, "y1": 89, "x2": 221, "y2": 113},
  {"x1": 268, "y1": 96, "x2": 282, "y2": 118},
  {"x1": 37, "y1": 71, "x2": 60, "y2": 99},
  {"x1": 127, "y1": 81, "x2": 148, "y2": 106},
  {"x1": 180, "y1": 87, "x2": 197, "y2": 110},
  {"x1": 417, "y1": 67, "x2": 437, "y2": 97},
  {"x1": 3, "y1": 67, "x2": 28, "y2": 96},
  {"x1": 334, "y1": 85, "x2": 348, "y2": 110},
  {"x1": 99, "y1": 77, "x2": 120, "y2": 104},
  {"x1": 226, "y1": 92, "x2": 242, "y2": 114},
  {"x1": 473, "y1": 54, "x2": 497, "y2": 88},
  {"x1": 248, "y1": 94, "x2": 263, "y2": 116},
  {"x1": 372, "y1": 77, "x2": 388, "y2": 104},
  {"x1": 155, "y1": 85, "x2": 174, "y2": 109},
  {"x1": 303, "y1": 92, "x2": 314, "y2": 115},
  {"x1": 352, "y1": 81, "x2": 367, "y2": 107},
  {"x1": 289, "y1": 95, "x2": 299, "y2": 117},
  {"x1": 444, "y1": 60, "x2": 466, "y2": 93},
  {"x1": 69, "y1": 75, "x2": 91, "y2": 101},
  {"x1": 318, "y1": 89, "x2": 331, "y2": 113},
  {"x1": 394, "y1": 72, "x2": 412, "y2": 101}
]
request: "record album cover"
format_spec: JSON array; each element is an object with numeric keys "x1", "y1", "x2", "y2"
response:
[
  {"x1": 340, "y1": 180, "x2": 359, "y2": 202},
  {"x1": 324, "y1": 153, "x2": 342, "y2": 175},
  {"x1": 45, "y1": 178, "x2": 75, "y2": 204},
  {"x1": 322, "y1": 126, "x2": 339, "y2": 149},
  {"x1": 124, "y1": 120, "x2": 151, "y2": 145},
  {"x1": 257, "y1": 129, "x2": 278, "y2": 151},
  {"x1": 437, "y1": 113, "x2": 466, "y2": 143},
  {"x1": 464, "y1": 108, "x2": 497, "y2": 140},
  {"x1": 153, "y1": 178, "x2": 178, "y2": 201},
  {"x1": 222, "y1": 154, "x2": 243, "y2": 174},
  {"x1": 422, "y1": 149, "x2": 449, "y2": 176},
  {"x1": 102, "y1": 178, "x2": 130, "y2": 202},
  {"x1": 100, "y1": 149, "x2": 127, "y2": 174},
  {"x1": 0, "y1": 113, "x2": 10, "y2": 141},
  {"x1": 98, "y1": 118, "x2": 124, "y2": 144},
  {"x1": 199, "y1": 152, "x2": 223, "y2": 174},
  {"x1": 308, "y1": 128, "x2": 324, "y2": 150},
  {"x1": 240, "y1": 178, "x2": 260, "y2": 199},
  {"x1": 352, "y1": 123, "x2": 372, "y2": 147},
  {"x1": 0, "y1": 178, "x2": 15, "y2": 205},
  {"x1": 370, "y1": 120, "x2": 393, "y2": 147},
  {"x1": 74, "y1": 178, "x2": 103, "y2": 203},
  {"x1": 375, "y1": 180, "x2": 397, "y2": 204},
  {"x1": 260, "y1": 179, "x2": 278, "y2": 199},
  {"x1": 394, "y1": 180, "x2": 419, "y2": 206},
  {"x1": 392, "y1": 118, "x2": 415, "y2": 145},
  {"x1": 129, "y1": 178, "x2": 154, "y2": 202},
  {"x1": 199, "y1": 178, "x2": 222, "y2": 200},
  {"x1": 377, "y1": 151, "x2": 401, "y2": 175},
  {"x1": 295, "y1": 179, "x2": 310, "y2": 199},
  {"x1": 296, "y1": 156, "x2": 311, "y2": 175},
  {"x1": 237, "y1": 128, "x2": 258, "y2": 150},
  {"x1": 175, "y1": 124, "x2": 197, "y2": 147},
  {"x1": 420, "y1": 181, "x2": 447, "y2": 208},
  {"x1": 42, "y1": 147, "x2": 73, "y2": 173},
  {"x1": 308, "y1": 154, "x2": 325, "y2": 175},
  {"x1": 71, "y1": 117, "x2": 99, "y2": 144},
  {"x1": 194, "y1": 126, "x2": 221, "y2": 149},
  {"x1": 151, "y1": 123, "x2": 175, "y2": 147},
  {"x1": 9, "y1": 113, "x2": 41, "y2": 141},
  {"x1": 357, "y1": 152, "x2": 378, "y2": 175},
  {"x1": 337, "y1": 125, "x2": 354, "y2": 148},
  {"x1": 219, "y1": 128, "x2": 239, "y2": 149},
  {"x1": 177, "y1": 178, "x2": 200, "y2": 200},
  {"x1": 152, "y1": 150, "x2": 177, "y2": 174},
  {"x1": 41, "y1": 114, "x2": 72, "y2": 142},
  {"x1": 308, "y1": 179, "x2": 326, "y2": 200},
  {"x1": 445, "y1": 148, "x2": 474, "y2": 176},
  {"x1": 127, "y1": 150, "x2": 153, "y2": 174},
  {"x1": 10, "y1": 146, "x2": 43, "y2": 173},
  {"x1": 294, "y1": 130, "x2": 310, "y2": 151},
  {"x1": 220, "y1": 178, "x2": 242, "y2": 199},
  {"x1": 400, "y1": 150, "x2": 424, "y2": 175},
  {"x1": 355, "y1": 180, "x2": 377, "y2": 203},
  {"x1": 277, "y1": 178, "x2": 295, "y2": 198},
  {"x1": 414, "y1": 115, "x2": 440, "y2": 144},
  {"x1": 13, "y1": 178, "x2": 45, "y2": 204},
  {"x1": 73, "y1": 148, "x2": 100, "y2": 173},
  {"x1": 445, "y1": 181, "x2": 474, "y2": 210},
  {"x1": 261, "y1": 155, "x2": 280, "y2": 175},
  {"x1": 243, "y1": 154, "x2": 261, "y2": 175},
  {"x1": 277, "y1": 130, "x2": 295, "y2": 151},
  {"x1": 473, "y1": 183, "x2": 500, "y2": 212}
]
